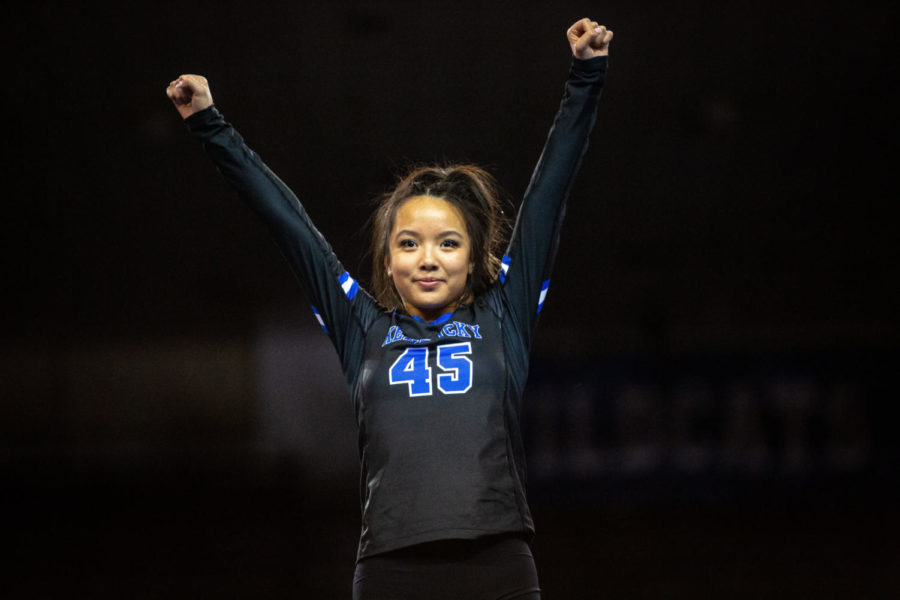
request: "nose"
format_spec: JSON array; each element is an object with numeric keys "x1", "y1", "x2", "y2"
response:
[{"x1": 419, "y1": 244, "x2": 438, "y2": 271}]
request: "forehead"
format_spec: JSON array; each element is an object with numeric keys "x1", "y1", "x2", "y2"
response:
[{"x1": 392, "y1": 195, "x2": 466, "y2": 233}]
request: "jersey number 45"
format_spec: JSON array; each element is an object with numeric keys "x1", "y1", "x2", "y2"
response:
[{"x1": 389, "y1": 343, "x2": 473, "y2": 397}]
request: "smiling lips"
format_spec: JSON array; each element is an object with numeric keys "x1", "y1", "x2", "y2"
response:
[{"x1": 415, "y1": 278, "x2": 444, "y2": 290}]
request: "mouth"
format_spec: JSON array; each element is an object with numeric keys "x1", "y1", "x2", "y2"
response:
[{"x1": 414, "y1": 278, "x2": 444, "y2": 290}]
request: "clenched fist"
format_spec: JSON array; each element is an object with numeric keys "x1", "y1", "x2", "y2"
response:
[
  {"x1": 166, "y1": 74, "x2": 214, "y2": 120},
  {"x1": 567, "y1": 18, "x2": 614, "y2": 59}
]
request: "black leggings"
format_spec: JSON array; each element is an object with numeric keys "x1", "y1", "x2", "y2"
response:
[{"x1": 352, "y1": 534, "x2": 541, "y2": 600}]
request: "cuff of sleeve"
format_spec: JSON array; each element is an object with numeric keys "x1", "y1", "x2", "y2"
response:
[
  {"x1": 184, "y1": 105, "x2": 221, "y2": 134},
  {"x1": 572, "y1": 55, "x2": 608, "y2": 75}
]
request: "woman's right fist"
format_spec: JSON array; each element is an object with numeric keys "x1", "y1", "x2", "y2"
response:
[{"x1": 166, "y1": 75, "x2": 213, "y2": 120}]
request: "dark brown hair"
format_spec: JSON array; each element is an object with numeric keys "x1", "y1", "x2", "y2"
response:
[{"x1": 370, "y1": 164, "x2": 511, "y2": 312}]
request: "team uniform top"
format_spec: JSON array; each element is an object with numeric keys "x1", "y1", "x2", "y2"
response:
[{"x1": 185, "y1": 56, "x2": 607, "y2": 560}]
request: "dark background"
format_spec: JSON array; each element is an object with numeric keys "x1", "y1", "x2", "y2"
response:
[{"x1": 3, "y1": 1, "x2": 897, "y2": 597}]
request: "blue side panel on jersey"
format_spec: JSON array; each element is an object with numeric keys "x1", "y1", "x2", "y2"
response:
[
  {"x1": 499, "y1": 255, "x2": 511, "y2": 284},
  {"x1": 537, "y1": 280, "x2": 550, "y2": 314},
  {"x1": 311, "y1": 305, "x2": 329, "y2": 334},
  {"x1": 339, "y1": 271, "x2": 359, "y2": 300}
]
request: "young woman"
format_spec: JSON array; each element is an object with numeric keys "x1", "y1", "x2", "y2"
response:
[{"x1": 167, "y1": 17, "x2": 612, "y2": 600}]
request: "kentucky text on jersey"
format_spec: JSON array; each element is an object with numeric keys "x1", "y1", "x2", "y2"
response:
[
  {"x1": 381, "y1": 321, "x2": 483, "y2": 347},
  {"x1": 437, "y1": 321, "x2": 482, "y2": 339}
]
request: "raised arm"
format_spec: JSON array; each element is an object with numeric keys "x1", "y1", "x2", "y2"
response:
[
  {"x1": 499, "y1": 18, "x2": 613, "y2": 339},
  {"x1": 165, "y1": 75, "x2": 376, "y2": 375}
]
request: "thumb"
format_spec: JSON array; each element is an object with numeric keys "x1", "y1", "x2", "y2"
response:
[{"x1": 574, "y1": 29, "x2": 595, "y2": 55}]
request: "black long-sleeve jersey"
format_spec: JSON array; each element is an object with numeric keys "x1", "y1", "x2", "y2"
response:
[{"x1": 185, "y1": 56, "x2": 607, "y2": 560}]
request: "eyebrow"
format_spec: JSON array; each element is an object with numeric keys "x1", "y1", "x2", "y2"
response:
[{"x1": 393, "y1": 229, "x2": 463, "y2": 239}]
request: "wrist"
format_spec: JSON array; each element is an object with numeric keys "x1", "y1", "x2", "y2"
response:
[{"x1": 572, "y1": 55, "x2": 608, "y2": 74}]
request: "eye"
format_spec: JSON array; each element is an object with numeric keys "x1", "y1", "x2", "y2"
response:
[
  {"x1": 441, "y1": 239, "x2": 461, "y2": 248},
  {"x1": 398, "y1": 238, "x2": 417, "y2": 248}
]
